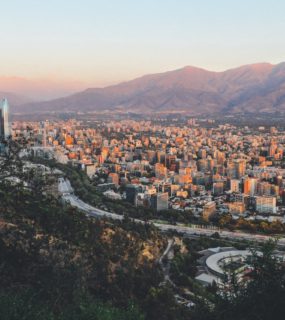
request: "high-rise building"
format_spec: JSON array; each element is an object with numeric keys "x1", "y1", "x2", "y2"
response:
[
  {"x1": 234, "y1": 159, "x2": 246, "y2": 178},
  {"x1": 243, "y1": 177, "x2": 258, "y2": 196},
  {"x1": 150, "y1": 192, "x2": 169, "y2": 211},
  {"x1": 40, "y1": 121, "x2": 47, "y2": 147},
  {"x1": 255, "y1": 196, "x2": 277, "y2": 214},
  {"x1": 0, "y1": 98, "x2": 10, "y2": 139},
  {"x1": 227, "y1": 159, "x2": 246, "y2": 179},
  {"x1": 125, "y1": 184, "x2": 142, "y2": 205}
]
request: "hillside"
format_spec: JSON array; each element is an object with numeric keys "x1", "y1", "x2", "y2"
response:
[
  {"x1": 0, "y1": 173, "x2": 173, "y2": 319},
  {"x1": 12, "y1": 62, "x2": 285, "y2": 115},
  {"x1": 0, "y1": 139, "x2": 176, "y2": 319}
]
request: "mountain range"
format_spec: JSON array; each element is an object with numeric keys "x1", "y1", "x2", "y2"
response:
[{"x1": 8, "y1": 62, "x2": 285, "y2": 115}]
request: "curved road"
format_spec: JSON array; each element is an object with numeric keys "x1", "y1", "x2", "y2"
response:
[{"x1": 58, "y1": 178, "x2": 285, "y2": 246}]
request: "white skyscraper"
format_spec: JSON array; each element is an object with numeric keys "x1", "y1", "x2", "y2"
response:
[{"x1": 0, "y1": 98, "x2": 10, "y2": 139}]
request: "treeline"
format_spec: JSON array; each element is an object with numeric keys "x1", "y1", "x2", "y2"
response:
[{"x1": 217, "y1": 213, "x2": 285, "y2": 234}]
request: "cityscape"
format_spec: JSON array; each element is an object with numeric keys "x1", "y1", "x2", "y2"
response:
[
  {"x1": 12, "y1": 116, "x2": 285, "y2": 227},
  {"x1": 1, "y1": 1, "x2": 285, "y2": 320}
]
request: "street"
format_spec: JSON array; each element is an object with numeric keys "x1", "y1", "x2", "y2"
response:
[{"x1": 59, "y1": 178, "x2": 285, "y2": 246}]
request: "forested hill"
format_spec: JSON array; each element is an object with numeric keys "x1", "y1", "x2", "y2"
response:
[
  {"x1": 0, "y1": 139, "x2": 179, "y2": 319},
  {"x1": 0, "y1": 176, "x2": 173, "y2": 319}
]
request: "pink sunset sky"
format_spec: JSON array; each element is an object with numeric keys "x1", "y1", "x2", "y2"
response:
[{"x1": 1, "y1": 0, "x2": 285, "y2": 100}]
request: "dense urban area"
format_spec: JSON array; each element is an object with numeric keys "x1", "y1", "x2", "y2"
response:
[
  {"x1": 1, "y1": 98, "x2": 285, "y2": 319},
  {"x1": 14, "y1": 115, "x2": 285, "y2": 231}
]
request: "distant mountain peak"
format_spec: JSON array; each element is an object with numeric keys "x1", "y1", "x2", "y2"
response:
[
  {"x1": 180, "y1": 65, "x2": 210, "y2": 72},
  {"x1": 11, "y1": 62, "x2": 285, "y2": 115}
]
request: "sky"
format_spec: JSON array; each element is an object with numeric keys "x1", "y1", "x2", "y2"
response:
[{"x1": 1, "y1": 0, "x2": 285, "y2": 88}]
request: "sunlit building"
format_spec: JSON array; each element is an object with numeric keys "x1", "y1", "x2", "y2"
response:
[
  {"x1": 255, "y1": 196, "x2": 277, "y2": 214},
  {"x1": 243, "y1": 177, "x2": 258, "y2": 196}
]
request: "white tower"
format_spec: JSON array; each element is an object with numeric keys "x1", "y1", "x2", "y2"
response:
[{"x1": 0, "y1": 98, "x2": 10, "y2": 139}]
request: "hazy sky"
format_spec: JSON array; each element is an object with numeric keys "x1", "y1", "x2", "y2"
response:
[{"x1": 1, "y1": 0, "x2": 285, "y2": 86}]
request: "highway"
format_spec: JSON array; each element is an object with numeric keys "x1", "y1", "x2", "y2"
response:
[{"x1": 58, "y1": 178, "x2": 285, "y2": 246}]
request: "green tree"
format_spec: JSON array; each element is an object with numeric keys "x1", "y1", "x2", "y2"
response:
[{"x1": 214, "y1": 240, "x2": 285, "y2": 320}]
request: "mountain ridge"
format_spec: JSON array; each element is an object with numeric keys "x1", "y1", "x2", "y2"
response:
[{"x1": 9, "y1": 62, "x2": 285, "y2": 114}]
